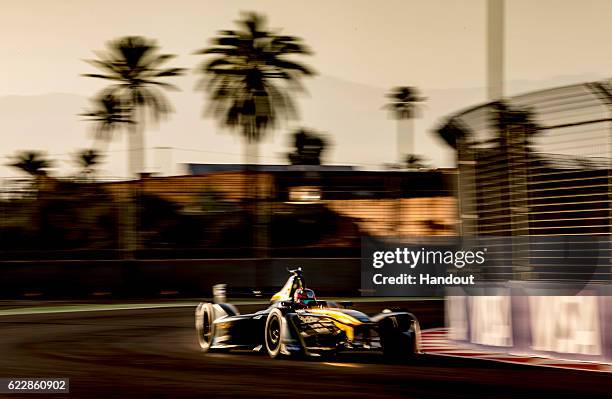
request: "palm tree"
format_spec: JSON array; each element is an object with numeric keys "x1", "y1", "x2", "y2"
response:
[
  {"x1": 196, "y1": 12, "x2": 314, "y2": 167},
  {"x1": 196, "y1": 12, "x2": 314, "y2": 257},
  {"x1": 435, "y1": 102, "x2": 537, "y2": 151},
  {"x1": 8, "y1": 151, "x2": 52, "y2": 177},
  {"x1": 74, "y1": 149, "x2": 102, "y2": 180},
  {"x1": 7, "y1": 151, "x2": 53, "y2": 198},
  {"x1": 80, "y1": 93, "x2": 132, "y2": 151},
  {"x1": 385, "y1": 86, "x2": 425, "y2": 164},
  {"x1": 404, "y1": 154, "x2": 428, "y2": 169},
  {"x1": 491, "y1": 101, "x2": 539, "y2": 141},
  {"x1": 435, "y1": 117, "x2": 469, "y2": 150},
  {"x1": 287, "y1": 128, "x2": 327, "y2": 165},
  {"x1": 83, "y1": 36, "x2": 185, "y2": 177}
]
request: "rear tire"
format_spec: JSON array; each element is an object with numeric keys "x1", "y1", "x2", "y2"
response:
[
  {"x1": 195, "y1": 303, "x2": 215, "y2": 352},
  {"x1": 380, "y1": 316, "x2": 417, "y2": 361},
  {"x1": 265, "y1": 309, "x2": 284, "y2": 358}
]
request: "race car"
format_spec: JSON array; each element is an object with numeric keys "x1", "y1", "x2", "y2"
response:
[{"x1": 195, "y1": 268, "x2": 421, "y2": 359}]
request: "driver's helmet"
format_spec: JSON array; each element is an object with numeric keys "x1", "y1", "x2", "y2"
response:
[{"x1": 293, "y1": 288, "x2": 316, "y2": 307}]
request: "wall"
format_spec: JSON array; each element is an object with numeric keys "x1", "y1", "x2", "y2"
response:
[
  {"x1": 0, "y1": 258, "x2": 361, "y2": 299},
  {"x1": 446, "y1": 284, "x2": 612, "y2": 363}
]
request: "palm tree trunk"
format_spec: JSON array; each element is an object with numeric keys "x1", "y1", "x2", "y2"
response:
[
  {"x1": 128, "y1": 110, "x2": 145, "y2": 177},
  {"x1": 93, "y1": 136, "x2": 109, "y2": 154},
  {"x1": 122, "y1": 106, "x2": 144, "y2": 259},
  {"x1": 396, "y1": 118, "x2": 403, "y2": 164},
  {"x1": 242, "y1": 125, "x2": 254, "y2": 256},
  {"x1": 406, "y1": 117, "x2": 415, "y2": 158},
  {"x1": 253, "y1": 140, "x2": 269, "y2": 259},
  {"x1": 243, "y1": 124, "x2": 268, "y2": 258},
  {"x1": 397, "y1": 117, "x2": 414, "y2": 164}
]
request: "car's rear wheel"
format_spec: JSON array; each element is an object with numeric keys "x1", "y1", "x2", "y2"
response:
[
  {"x1": 265, "y1": 309, "x2": 283, "y2": 358},
  {"x1": 195, "y1": 303, "x2": 215, "y2": 352},
  {"x1": 380, "y1": 316, "x2": 418, "y2": 361}
]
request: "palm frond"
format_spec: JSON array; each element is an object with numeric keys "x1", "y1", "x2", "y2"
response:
[
  {"x1": 151, "y1": 67, "x2": 186, "y2": 78},
  {"x1": 195, "y1": 12, "x2": 314, "y2": 142},
  {"x1": 83, "y1": 35, "x2": 184, "y2": 126},
  {"x1": 81, "y1": 93, "x2": 132, "y2": 142},
  {"x1": 7, "y1": 151, "x2": 53, "y2": 176},
  {"x1": 385, "y1": 86, "x2": 426, "y2": 119}
]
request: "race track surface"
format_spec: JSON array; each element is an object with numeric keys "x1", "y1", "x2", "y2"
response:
[{"x1": 0, "y1": 301, "x2": 609, "y2": 398}]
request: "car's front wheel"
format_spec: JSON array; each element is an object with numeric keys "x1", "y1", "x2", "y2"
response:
[
  {"x1": 195, "y1": 302, "x2": 215, "y2": 352},
  {"x1": 265, "y1": 309, "x2": 284, "y2": 358}
]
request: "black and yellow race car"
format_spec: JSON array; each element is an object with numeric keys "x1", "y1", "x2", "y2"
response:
[{"x1": 195, "y1": 268, "x2": 421, "y2": 359}]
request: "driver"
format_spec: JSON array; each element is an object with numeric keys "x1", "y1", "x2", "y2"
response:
[{"x1": 293, "y1": 288, "x2": 317, "y2": 307}]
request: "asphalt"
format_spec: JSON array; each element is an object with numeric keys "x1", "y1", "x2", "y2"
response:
[{"x1": 0, "y1": 301, "x2": 609, "y2": 398}]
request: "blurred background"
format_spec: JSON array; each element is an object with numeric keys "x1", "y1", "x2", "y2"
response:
[
  {"x1": 0, "y1": 3, "x2": 612, "y2": 394},
  {"x1": 0, "y1": 0, "x2": 611, "y2": 297}
]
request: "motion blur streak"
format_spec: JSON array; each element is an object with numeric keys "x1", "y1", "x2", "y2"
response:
[{"x1": 322, "y1": 362, "x2": 362, "y2": 368}]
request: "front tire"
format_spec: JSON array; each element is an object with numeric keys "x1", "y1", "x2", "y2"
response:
[
  {"x1": 265, "y1": 309, "x2": 284, "y2": 358},
  {"x1": 195, "y1": 303, "x2": 215, "y2": 352}
]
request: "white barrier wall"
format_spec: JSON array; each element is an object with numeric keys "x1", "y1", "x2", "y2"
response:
[
  {"x1": 528, "y1": 296, "x2": 602, "y2": 356},
  {"x1": 446, "y1": 285, "x2": 611, "y2": 363}
]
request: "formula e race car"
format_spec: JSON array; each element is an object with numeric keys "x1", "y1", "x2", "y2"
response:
[{"x1": 195, "y1": 268, "x2": 421, "y2": 359}]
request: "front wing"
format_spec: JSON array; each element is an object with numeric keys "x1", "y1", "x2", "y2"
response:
[{"x1": 282, "y1": 313, "x2": 382, "y2": 356}]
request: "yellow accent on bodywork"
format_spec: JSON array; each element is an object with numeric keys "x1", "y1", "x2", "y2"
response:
[
  {"x1": 336, "y1": 323, "x2": 354, "y2": 341},
  {"x1": 306, "y1": 309, "x2": 363, "y2": 325},
  {"x1": 305, "y1": 308, "x2": 362, "y2": 341}
]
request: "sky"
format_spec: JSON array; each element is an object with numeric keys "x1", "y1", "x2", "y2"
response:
[{"x1": 0, "y1": 0, "x2": 611, "y2": 177}]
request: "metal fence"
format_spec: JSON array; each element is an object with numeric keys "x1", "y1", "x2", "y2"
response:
[
  {"x1": 442, "y1": 80, "x2": 612, "y2": 282},
  {"x1": 0, "y1": 171, "x2": 457, "y2": 260}
]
